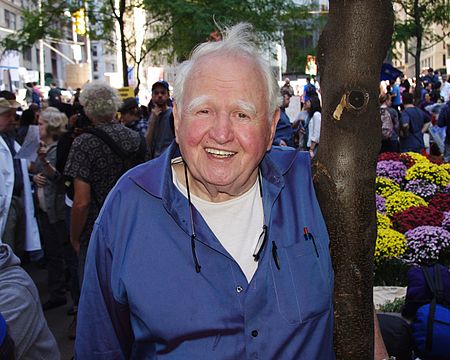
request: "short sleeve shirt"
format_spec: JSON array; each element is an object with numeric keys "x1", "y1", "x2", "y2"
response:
[{"x1": 64, "y1": 122, "x2": 142, "y2": 244}]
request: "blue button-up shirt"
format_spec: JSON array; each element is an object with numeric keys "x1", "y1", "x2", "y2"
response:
[{"x1": 75, "y1": 143, "x2": 335, "y2": 359}]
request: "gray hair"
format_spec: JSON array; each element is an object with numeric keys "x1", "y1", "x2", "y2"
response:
[
  {"x1": 40, "y1": 107, "x2": 67, "y2": 139},
  {"x1": 173, "y1": 23, "x2": 281, "y2": 118},
  {"x1": 79, "y1": 81, "x2": 122, "y2": 121}
]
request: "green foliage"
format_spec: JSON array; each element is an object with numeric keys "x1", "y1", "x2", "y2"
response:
[
  {"x1": 1, "y1": 0, "x2": 310, "y2": 86},
  {"x1": 374, "y1": 258, "x2": 409, "y2": 286},
  {"x1": 378, "y1": 297, "x2": 405, "y2": 313},
  {"x1": 392, "y1": 0, "x2": 450, "y2": 60}
]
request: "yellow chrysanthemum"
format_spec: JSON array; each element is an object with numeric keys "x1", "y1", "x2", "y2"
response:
[
  {"x1": 377, "y1": 212, "x2": 392, "y2": 229},
  {"x1": 385, "y1": 191, "x2": 427, "y2": 216},
  {"x1": 375, "y1": 228, "x2": 407, "y2": 263},
  {"x1": 376, "y1": 177, "x2": 401, "y2": 198},
  {"x1": 405, "y1": 162, "x2": 450, "y2": 187},
  {"x1": 441, "y1": 163, "x2": 450, "y2": 174}
]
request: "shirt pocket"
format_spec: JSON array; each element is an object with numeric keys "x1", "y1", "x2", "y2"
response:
[{"x1": 270, "y1": 237, "x2": 332, "y2": 324}]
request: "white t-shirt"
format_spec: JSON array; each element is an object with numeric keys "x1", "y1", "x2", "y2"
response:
[{"x1": 172, "y1": 164, "x2": 264, "y2": 282}]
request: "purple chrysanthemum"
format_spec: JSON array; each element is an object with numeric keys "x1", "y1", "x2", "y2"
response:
[
  {"x1": 404, "y1": 179, "x2": 439, "y2": 200},
  {"x1": 376, "y1": 160, "x2": 407, "y2": 184},
  {"x1": 376, "y1": 194, "x2": 386, "y2": 214},
  {"x1": 443, "y1": 211, "x2": 450, "y2": 230},
  {"x1": 403, "y1": 226, "x2": 450, "y2": 265}
]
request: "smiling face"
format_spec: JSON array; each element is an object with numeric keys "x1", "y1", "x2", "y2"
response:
[{"x1": 174, "y1": 54, "x2": 279, "y2": 201}]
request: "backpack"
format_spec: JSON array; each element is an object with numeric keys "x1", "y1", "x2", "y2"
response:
[
  {"x1": 411, "y1": 265, "x2": 450, "y2": 359},
  {"x1": 380, "y1": 107, "x2": 394, "y2": 140},
  {"x1": 85, "y1": 128, "x2": 146, "y2": 174}
]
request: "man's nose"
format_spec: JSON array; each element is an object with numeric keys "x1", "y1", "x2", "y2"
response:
[{"x1": 209, "y1": 112, "x2": 234, "y2": 144}]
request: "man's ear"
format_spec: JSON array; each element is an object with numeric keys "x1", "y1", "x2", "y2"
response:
[
  {"x1": 173, "y1": 103, "x2": 181, "y2": 144},
  {"x1": 267, "y1": 109, "x2": 280, "y2": 151}
]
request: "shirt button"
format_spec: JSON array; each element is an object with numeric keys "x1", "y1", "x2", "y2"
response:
[
  {"x1": 251, "y1": 330, "x2": 258, "y2": 337},
  {"x1": 236, "y1": 285, "x2": 243, "y2": 293}
]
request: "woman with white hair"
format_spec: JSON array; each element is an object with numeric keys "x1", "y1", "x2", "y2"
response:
[
  {"x1": 31, "y1": 107, "x2": 70, "y2": 310},
  {"x1": 64, "y1": 81, "x2": 146, "y2": 287}
]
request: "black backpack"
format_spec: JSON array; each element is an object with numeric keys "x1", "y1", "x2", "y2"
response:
[{"x1": 85, "y1": 127, "x2": 146, "y2": 173}]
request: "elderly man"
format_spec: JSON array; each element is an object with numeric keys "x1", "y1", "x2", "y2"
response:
[{"x1": 75, "y1": 24, "x2": 334, "y2": 359}]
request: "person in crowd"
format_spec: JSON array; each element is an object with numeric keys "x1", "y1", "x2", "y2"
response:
[
  {"x1": 64, "y1": 81, "x2": 146, "y2": 287},
  {"x1": 311, "y1": 74, "x2": 321, "y2": 93},
  {"x1": 48, "y1": 82, "x2": 62, "y2": 107},
  {"x1": 16, "y1": 108, "x2": 38, "y2": 144},
  {"x1": 302, "y1": 76, "x2": 317, "y2": 108},
  {"x1": 273, "y1": 92, "x2": 294, "y2": 147},
  {"x1": 118, "y1": 97, "x2": 148, "y2": 136},
  {"x1": 145, "y1": 80, "x2": 175, "y2": 159},
  {"x1": 0, "y1": 97, "x2": 40, "y2": 260},
  {"x1": 399, "y1": 74, "x2": 410, "y2": 96},
  {"x1": 0, "y1": 243, "x2": 60, "y2": 359},
  {"x1": 437, "y1": 96, "x2": 450, "y2": 162},
  {"x1": 419, "y1": 92, "x2": 435, "y2": 112},
  {"x1": 379, "y1": 93, "x2": 400, "y2": 153},
  {"x1": 440, "y1": 75, "x2": 450, "y2": 102},
  {"x1": 280, "y1": 77, "x2": 294, "y2": 97},
  {"x1": 305, "y1": 95, "x2": 322, "y2": 158},
  {"x1": 30, "y1": 107, "x2": 71, "y2": 311},
  {"x1": 390, "y1": 78, "x2": 402, "y2": 114},
  {"x1": 399, "y1": 92, "x2": 431, "y2": 154},
  {"x1": 75, "y1": 23, "x2": 335, "y2": 358}
]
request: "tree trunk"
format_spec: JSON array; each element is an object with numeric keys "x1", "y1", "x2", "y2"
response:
[
  {"x1": 413, "y1": 0, "x2": 423, "y2": 103},
  {"x1": 315, "y1": 1, "x2": 393, "y2": 359},
  {"x1": 118, "y1": 0, "x2": 128, "y2": 87}
]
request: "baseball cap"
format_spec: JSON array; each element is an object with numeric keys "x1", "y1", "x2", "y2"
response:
[
  {"x1": 0, "y1": 98, "x2": 21, "y2": 115},
  {"x1": 151, "y1": 80, "x2": 169, "y2": 91},
  {"x1": 118, "y1": 97, "x2": 139, "y2": 113}
]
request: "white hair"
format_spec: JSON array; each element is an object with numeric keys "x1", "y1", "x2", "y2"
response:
[
  {"x1": 40, "y1": 107, "x2": 67, "y2": 138},
  {"x1": 79, "y1": 81, "x2": 122, "y2": 121},
  {"x1": 173, "y1": 23, "x2": 281, "y2": 119}
]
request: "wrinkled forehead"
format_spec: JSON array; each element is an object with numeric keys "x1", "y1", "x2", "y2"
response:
[{"x1": 182, "y1": 54, "x2": 268, "y2": 108}]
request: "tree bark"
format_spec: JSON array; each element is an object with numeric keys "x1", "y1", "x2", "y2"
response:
[
  {"x1": 315, "y1": 1, "x2": 393, "y2": 359},
  {"x1": 118, "y1": 0, "x2": 128, "y2": 87}
]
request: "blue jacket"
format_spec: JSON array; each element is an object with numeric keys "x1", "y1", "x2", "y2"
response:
[{"x1": 75, "y1": 143, "x2": 335, "y2": 359}]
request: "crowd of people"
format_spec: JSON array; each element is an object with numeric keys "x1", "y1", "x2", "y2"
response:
[
  {"x1": 379, "y1": 69, "x2": 450, "y2": 161},
  {"x1": 0, "y1": 75, "x2": 177, "y2": 357}
]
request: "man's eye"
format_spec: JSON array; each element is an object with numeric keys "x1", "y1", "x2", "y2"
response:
[
  {"x1": 237, "y1": 112, "x2": 249, "y2": 119},
  {"x1": 197, "y1": 109, "x2": 210, "y2": 115}
]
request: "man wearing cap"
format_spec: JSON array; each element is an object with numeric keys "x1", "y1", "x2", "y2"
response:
[
  {"x1": 145, "y1": 80, "x2": 175, "y2": 159},
  {"x1": 119, "y1": 97, "x2": 148, "y2": 136},
  {"x1": 0, "y1": 98, "x2": 40, "y2": 258}
]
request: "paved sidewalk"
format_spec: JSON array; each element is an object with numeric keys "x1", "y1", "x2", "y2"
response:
[{"x1": 25, "y1": 262, "x2": 75, "y2": 360}]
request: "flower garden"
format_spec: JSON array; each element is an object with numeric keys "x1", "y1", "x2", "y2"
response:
[{"x1": 374, "y1": 152, "x2": 450, "y2": 286}]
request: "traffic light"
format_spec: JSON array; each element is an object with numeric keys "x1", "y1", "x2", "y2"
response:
[{"x1": 73, "y1": 8, "x2": 86, "y2": 35}]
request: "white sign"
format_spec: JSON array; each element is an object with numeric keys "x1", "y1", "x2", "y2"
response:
[{"x1": 15, "y1": 125, "x2": 40, "y2": 161}]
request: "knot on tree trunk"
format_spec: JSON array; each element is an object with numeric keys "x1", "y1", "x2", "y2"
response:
[{"x1": 333, "y1": 89, "x2": 369, "y2": 121}]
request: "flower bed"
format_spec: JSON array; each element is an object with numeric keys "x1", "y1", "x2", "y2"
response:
[{"x1": 375, "y1": 152, "x2": 450, "y2": 285}]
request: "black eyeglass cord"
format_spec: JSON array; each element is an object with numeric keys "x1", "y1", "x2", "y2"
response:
[{"x1": 184, "y1": 161, "x2": 201, "y2": 273}]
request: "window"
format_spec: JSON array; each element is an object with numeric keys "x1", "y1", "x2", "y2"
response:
[
  {"x1": 444, "y1": 54, "x2": 447, "y2": 67},
  {"x1": 92, "y1": 45, "x2": 97, "y2": 57},
  {"x1": 4, "y1": 10, "x2": 17, "y2": 30},
  {"x1": 93, "y1": 60, "x2": 98, "y2": 72},
  {"x1": 93, "y1": 75, "x2": 98, "y2": 80},
  {"x1": 23, "y1": 46, "x2": 32, "y2": 62},
  {"x1": 111, "y1": 63, "x2": 115, "y2": 72}
]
